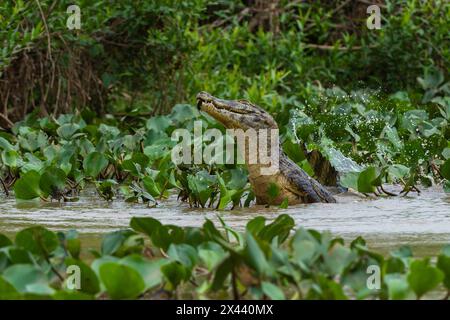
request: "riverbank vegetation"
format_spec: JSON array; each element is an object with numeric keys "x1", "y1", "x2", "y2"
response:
[{"x1": 0, "y1": 216, "x2": 449, "y2": 300}]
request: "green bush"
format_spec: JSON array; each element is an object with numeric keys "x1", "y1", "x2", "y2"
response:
[{"x1": 1, "y1": 0, "x2": 449, "y2": 125}]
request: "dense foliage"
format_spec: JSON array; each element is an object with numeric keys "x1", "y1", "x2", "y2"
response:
[
  {"x1": 0, "y1": 215, "x2": 449, "y2": 300},
  {"x1": 1, "y1": 0, "x2": 449, "y2": 125},
  {"x1": 0, "y1": 84, "x2": 449, "y2": 207}
]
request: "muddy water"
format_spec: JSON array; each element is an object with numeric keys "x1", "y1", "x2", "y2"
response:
[{"x1": 0, "y1": 187, "x2": 449, "y2": 255}]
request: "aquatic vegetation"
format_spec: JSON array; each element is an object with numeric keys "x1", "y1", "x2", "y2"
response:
[
  {"x1": 0, "y1": 78, "x2": 449, "y2": 208},
  {"x1": 283, "y1": 81, "x2": 450, "y2": 195},
  {"x1": 0, "y1": 215, "x2": 448, "y2": 300},
  {"x1": 0, "y1": 104, "x2": 254, "y2": 208}
]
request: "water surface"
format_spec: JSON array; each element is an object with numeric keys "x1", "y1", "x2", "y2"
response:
[{"x1": 0, "y1": 187, "x2": 449, "y2": 255}]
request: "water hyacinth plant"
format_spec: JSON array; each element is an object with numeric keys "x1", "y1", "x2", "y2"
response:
[{"x1": 0, "y1": 215, "x2": 449, "y2": 300}]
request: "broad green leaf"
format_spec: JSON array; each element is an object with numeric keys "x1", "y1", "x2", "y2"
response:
[
  {"x1": 437, "y1": 254, "x2": 450, "y2": 290},
  {"x1": 119, "y1": 255, "x2": 165, "y2": 290},
  {"x1": 167, "y1": 244, "x2": 197, "y2": 270},
  {"x1": 56, "y1": 123, "x2": 80, "y2": 140},
  {"x1": 407, "y1": 259, "x2": 444, "y2": 298},
  {"x1": 385, "y1": 274, "x2": 412, "y2": 300},
  {"x1": 261, "y1": 281, "x2": 285, "y2": 300},
  {"x1": 0, "y1": 234, "x2": 12, "y2": 248},
  {"x1": 151, "y1": 225, "x2": 185, "y2": 251},
  {"x1": 65, "y1": 258, "x2": 100, "y2": 294},
  {"x1": 13, "y1": 170, "x2": 41, "y2": 200},
  {"x1": 161, "y1": 261, "x2": 189, "y2": 290},
  {"x1": 324, "y1": 244, "x2": 355, "y2": 275},
  {"x1": 3, "y1": 264, "x2": 51, "y2": 294},
  {"x1": 15, "y1": 226, "x2": 58, "y2": 257},
  {"x1": 357, "y1": 167, "x2": 378, "y2": 193},
  {"x1": 258, "y1": 214, "x2": 294, "y2": 244},
  {"x1": 130, "y1": 217, "x2": 162, "y2": 237},
  {"x1": 1, "y1": 149, "x2": 20, "y2": 168},
  {"x1": 0, "y1": 276, "x2": 21, "y2": 299},
  {"x1": 39, "y1": 166, "x2": 67, "y2": 197},
  {"x1": 99, "y1": 262, "x2": 145, "y2": 299},
  {"x1": 83, "y1": 151, "x2": 108, "y2": 178},
  {"x1": 441, "y1": 159, "x2": 450, "y2": 180},
  {"x1": 244, "y1": 233, "x2": 273, "y2": 277}
]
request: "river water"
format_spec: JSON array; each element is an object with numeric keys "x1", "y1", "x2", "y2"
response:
[{"x1": 0, "y1": 186, "x2": 449, "y2": 255}]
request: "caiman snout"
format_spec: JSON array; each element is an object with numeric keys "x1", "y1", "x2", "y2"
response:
[{"x1": 196, "y1": 91, "x2": 213, "y2": 109}]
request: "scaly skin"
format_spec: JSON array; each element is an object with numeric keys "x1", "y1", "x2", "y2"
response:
[{"x1": 196, "y1": 92, "x2": 336, "y2": 205}]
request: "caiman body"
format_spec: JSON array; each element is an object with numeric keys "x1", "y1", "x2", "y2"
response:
[{"x1": 196, "y1": 92, "x2": 336, "y2": 205}]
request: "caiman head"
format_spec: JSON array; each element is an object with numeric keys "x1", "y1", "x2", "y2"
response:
[{"x1": 196, "y1": 92, "x2": 278, "y2": 130}]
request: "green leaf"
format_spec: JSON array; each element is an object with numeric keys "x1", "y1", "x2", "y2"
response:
[
  {"x1": 198, "y1": 242, "x2": 226, "y2": 270},
  {"x1": 261, "y1": 281, "x2": 285, "y2": 300},
  {"x1": 293, "y1": 239, "x2": 317, "y2": 265},
  {"x1": 142, "y1": 176, "x2": 160, "y2": 197},
  {"x1": 83, "y1": 152, "x2": 108, "y2": 178},
  {"x1": 417, "y1": 67, "x2": 444, "y2": 90},
  {"x1": 0, "y1": 137, "x2": 14, "y2": 151},
  {"x1": 65, "y1": 258, "x2": 100, "y2": 295},
  {"x1": 388, "y1": 164, "x2": 410, "y2": 180},
  {"x1": 0, "y1": 234, "x2": 12, "y2": 248},
  {"x1": 291, "y1": 228, "x2": 320, "y2": 265},
  {"x1": 315, "y1": 275, "x2": 348, "y2": 299},
  {"x1": 130, "y1": 217, "x2": 162, "y2": 237},
  {"x1": 384, "y1": 274, "x2": 412, "y2": 300},
  {"x1": 324, "y1": 244, "x2": 355, "y2": 275},
  {"x1": 1, "y1": 150, "x2": 20, "y2": 168},
  {"x1": 441, "y1": 159, "x2": 450, "y2": 180},
  {"x1": 246, "y1": 216, "x2": 266, "y2": 235},
  {"x1": 167, "y1": 244, "x2": 197, "y2": 270},
  {"x1": 3, "y1": 264, "x2": 51, "y2": 294},
  {"x1": 15, "y1": 226, "x2": 58, "y2": 257},
  {"x1": 211, "y1": 256, "x2": 233, "y2": 291},
  {"x1": 244, "y1": 233, "x2": 272, "y2": 277},
  {"x1": 146, "y1": 115, "x2": 172, "y2": 132},
  {"x1": 437, "y1": 254, "x2": 450, "y2": 290},
  {"x1": 122, "y1": 152, "x2": 150, "y2": 175},
  {"x1": 0, "y1": 276, "x2": 21, "y2": 299},
  {"x1": 407, "y1": 259, "x2": 444, "y2": 298},
  {"x1": 161, "y1": 261, "x2": 189, "y2": 290},
  {"x1": 101, "y1": 230, "x2": 142, "y2": 257},
  {"x1": 65, "y1": 230, "x2": 81, "y2": 258},
  {"x1": 151, "y1": 225, "x2": 184, "y2": 251},
  {"x1": 340, "y1": 171, "x2": 359, "y2": 190},
  {"x1": 444, "y1": 180, "x2": 450, "y2": 193},
  {"x1": 442, "y1": 147, "x2": 450, "y2": 160},
  {"x1": 13, "y1": 170, "x2": 42, "y2": 200},
  {"x1": 357, "y1": 167, "x2": 377, "y2": 193},
  {"x1": 99, "y1": 262, "x2": 145, "y2": 299},
  {"x1": 119, "y1": 255, "x2": 165, "y2": 290},
  {"x1": 39, "y1": 166, "x2": 67, "y2": 197},
  {"x1": 258, "y1": 214, "x2": 294, "y2": 244},
  {"x1": 56, "y1": 123, "x2": 80, "y2": 140}
]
